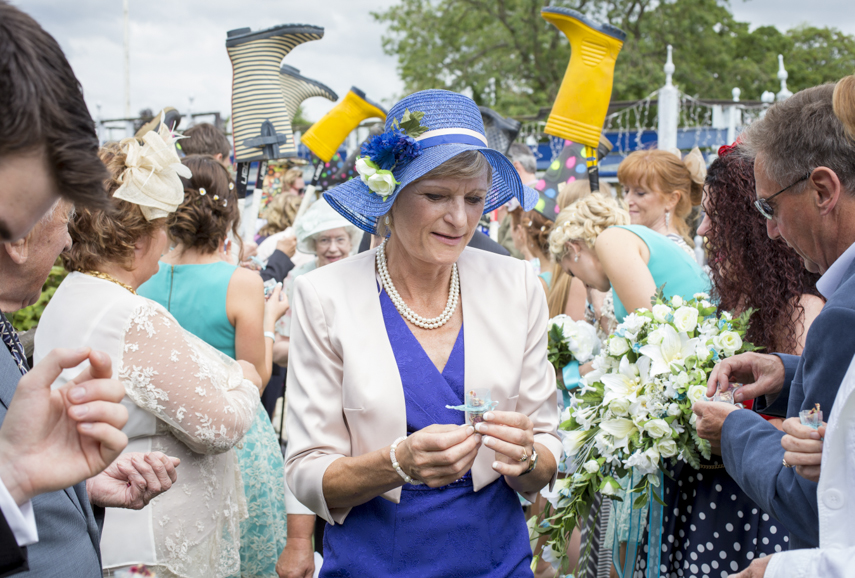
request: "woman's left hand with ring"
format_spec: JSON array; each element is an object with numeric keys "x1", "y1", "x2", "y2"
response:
[{"x1": 475, "y1": 411, "x2": 535, "y2": 477}]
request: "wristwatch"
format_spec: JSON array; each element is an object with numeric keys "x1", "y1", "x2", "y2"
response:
[{"x1": 518, "y1": 449, "x2": 538, "y2": 477}]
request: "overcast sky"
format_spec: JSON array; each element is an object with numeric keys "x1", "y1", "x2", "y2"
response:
[{"x1": 15, "y1": 0, "x2": 855, "y2": 130}]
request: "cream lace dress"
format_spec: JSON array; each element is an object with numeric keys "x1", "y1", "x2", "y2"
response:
[{"x1": 33, "y1": 272, "x2": 260, "y2": 578}]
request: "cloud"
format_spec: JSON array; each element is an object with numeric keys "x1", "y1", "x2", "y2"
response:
[
  {"x1": 20, "y1": 0, "x2": 403, "y2": 127},
  {"x1": 16, "y1": 0, "x2": 855, "y2": 131}
]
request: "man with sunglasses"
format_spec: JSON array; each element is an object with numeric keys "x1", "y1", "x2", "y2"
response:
[{"x1": 692, "y1": 82, "x2": 855, "y2": 563}]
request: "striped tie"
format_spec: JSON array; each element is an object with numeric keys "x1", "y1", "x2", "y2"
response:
[{"x1": 0, "y1": 313, "x2": 28, "y2": 376}]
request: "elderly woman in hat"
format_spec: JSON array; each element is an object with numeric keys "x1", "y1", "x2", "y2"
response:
[
  {"x1": 271, "y1": 197, "x2": 361, "y2": 366},
  {"x1": 284, "y1": 89, "x2": 561, "y2": 577}
]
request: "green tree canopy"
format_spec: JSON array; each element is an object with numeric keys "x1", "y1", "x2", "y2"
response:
[{"x1": 374, "y1": 0, "x2": 855, "y2": 116}]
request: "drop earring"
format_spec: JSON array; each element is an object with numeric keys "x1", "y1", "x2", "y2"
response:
[
  {"x1": 384, "y1": 215, "x2": 391, "y2": 226},
  {"x1": 665, "y1": 211, "x2": 671, "y2": 228},
  {"x1": 574, "y1": 252, "x2": 580, "y2": 263}
]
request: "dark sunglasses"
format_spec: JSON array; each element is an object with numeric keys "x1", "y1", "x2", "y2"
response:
[{"x1": 753, "y1": 172, "x2": 812, "y2": 220}]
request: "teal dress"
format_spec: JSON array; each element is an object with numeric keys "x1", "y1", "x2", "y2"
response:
[
  {"x1": 610, "y1": 225, "x2": 710, "y2": 322},
  {"x1": 602, "y1": 226, "x2": 711, "y2": 557},
  {"x1": 139, "y1": 261, "x2": 288, "y2": 578}
]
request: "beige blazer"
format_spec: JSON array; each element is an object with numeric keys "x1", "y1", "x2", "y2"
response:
[{"x1": 284, "y1": 246, "x2": 562, "y2": 525}]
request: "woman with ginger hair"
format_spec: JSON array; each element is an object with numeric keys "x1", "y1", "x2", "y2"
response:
[
  {"x1": 618, "y1": 147, "x2": 706, "y2": 258},
  {"x1": 34, "y1": 131, "x2": 262, "y2": 577}
]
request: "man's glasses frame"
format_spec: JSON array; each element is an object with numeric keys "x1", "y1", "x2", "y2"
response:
[{"x1": 753, "y1": 171, "x2": 812, "y2": 220}]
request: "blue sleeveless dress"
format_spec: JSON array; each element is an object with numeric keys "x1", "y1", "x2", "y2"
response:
[
  {"x1": 318, "y1": 289, "x2": 533, "y2": 578},
  {"x1": 139, "y1": 261, "x2": 289, "y2": 578}
]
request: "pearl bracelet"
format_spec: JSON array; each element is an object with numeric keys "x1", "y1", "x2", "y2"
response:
[{"x1": 390, "y1": 436, "x2": 423, "y2": 486}]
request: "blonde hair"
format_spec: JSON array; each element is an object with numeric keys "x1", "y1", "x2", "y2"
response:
[
  {"x1": 556, "y1": 179, "x2": 613, "y2": 209},
  {"x1": 259, "y1": 193, "x2": 302, "y2": 236},
  {"x1": 617, "y1": 149, "x2": 704, "y2": 243},
  {"x1": 547, "y1": 179, "x2": 614, "y2": 317},
  {"x1": 834, "y1": 75, "x2": 855, "y2": 139},
  {"x1": 548, "y1": 193, "x2": 630, "y2": 260},
  {"x1": 377, "y1": 150, "x2": 493, "y2": 236}
]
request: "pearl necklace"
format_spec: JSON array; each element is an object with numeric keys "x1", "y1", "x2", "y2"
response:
[{"x1": 376, "y1": 239, "x2": 459, "y2": 330}]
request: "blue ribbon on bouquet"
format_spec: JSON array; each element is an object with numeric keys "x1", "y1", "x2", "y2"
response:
[
  {"x1": 561, "y1": 360, "x2": 582, "y2": 408},
  {"x1": 647, "y1": 470, "x2": 665, "y2": 578},
  {"x1": 611, "y1": 469, "x2": 665, "y2": 578}
]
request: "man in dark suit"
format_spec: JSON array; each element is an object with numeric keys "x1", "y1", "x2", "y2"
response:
[
  {"x1": 0, "y1": 2, "x2": 146, "y2": 574},
  {"x1": 693, "y1": 83, "x2": 855, "y2": 558},
  {"x1": 0, "y1": 202, "x2": 181, "y2": 576}
]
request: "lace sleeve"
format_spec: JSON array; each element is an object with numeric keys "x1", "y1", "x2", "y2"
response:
[{"x1": 119, "y1": 300, "x2": 260, "y2": 455}]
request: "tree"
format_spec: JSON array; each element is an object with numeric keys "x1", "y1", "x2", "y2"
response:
[{"x1": 374, "y1": 0, "x2": 855, "y2": 115}]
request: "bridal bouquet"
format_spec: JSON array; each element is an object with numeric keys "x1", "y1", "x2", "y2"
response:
[{"x1": 534, "y1": 291, "x2": 757, "y2": 572}]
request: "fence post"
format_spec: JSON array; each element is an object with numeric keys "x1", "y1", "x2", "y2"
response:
[
  {"x1": 657, "y1": 45, "x2": 679, "y2": 151},
  {"x1": 776, "y1": 54, "x2": 793, "y2": 102},
  {"x1": 726, "y1": 87, "x2": 741, "y2": 145}
]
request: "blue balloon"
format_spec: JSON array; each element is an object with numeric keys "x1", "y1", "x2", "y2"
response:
[
  {"x1": 544, "y1": 188, "x2": 557, "y2": 199},
  {"x1": 575, "y1": 163, "x2": 586, "y2": 174}
]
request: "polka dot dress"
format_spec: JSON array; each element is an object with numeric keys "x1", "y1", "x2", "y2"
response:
[{"x1": 632, "y1": 458, "x2": 786, "y2": 578}]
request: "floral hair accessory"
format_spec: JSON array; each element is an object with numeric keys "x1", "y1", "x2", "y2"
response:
[
  {"x1": 199, "y1": 188, "x2": 207, "y2": 196},
  {"x1": 213, "y1": 194, "x2": 219, "y2": 200},
  {"x1": 354, "y1": 109, "x2": 428, "y2": 200},
  {"x1": 717, "y1": 136, "x2": 743, "y2": 159},
  {"x1": 113, "y1": 113, "x2": 191, "y2": 221},
  {"x1": 229, "y1": 182, "x2": 235, "y2": 191}
]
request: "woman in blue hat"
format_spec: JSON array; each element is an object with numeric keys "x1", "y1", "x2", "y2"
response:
[{"x1": 284, "y1": 90, "x2": 562, "y2": 576}]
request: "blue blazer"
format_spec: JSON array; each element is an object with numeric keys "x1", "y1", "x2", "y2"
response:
[
  {"x1": 721, "y1": 257, "x2": 855, "y2": 550},
  {"x1": 0, "y1": 341, "x2": 103, "y2": 577}
]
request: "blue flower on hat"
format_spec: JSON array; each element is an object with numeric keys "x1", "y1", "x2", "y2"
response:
[{"x1": 360, "y1": 130, "x2": 421, "y2": 172}]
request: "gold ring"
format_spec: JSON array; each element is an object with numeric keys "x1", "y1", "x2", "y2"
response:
[
  {"x1": 519, "y1": 449, "x2": 529, "y2": 462},
  {"x1": 782, "y1": 458, "x2": 794, "y2": 468}
]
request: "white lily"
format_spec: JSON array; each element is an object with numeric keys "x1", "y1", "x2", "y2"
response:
[
  {"x1": 639, "y1": 325, "x2": 699, "y2": 377},
  {"x1": 601, "y1": 356, "x2": 651, "y2": 406},
  {"x1": 599, "y1": 417, "x2": 638, "y2": 442}
]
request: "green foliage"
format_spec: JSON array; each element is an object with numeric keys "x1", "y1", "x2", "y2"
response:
[
  {"x1": 374, "y1": 0, "x2": 855, "y2": 115},
  {"x1": 11, "y1": 265, "x2": 67, "y2": 332},
  {"x1": 392, "y1": 109, "x2": 429, "y2": 137}
]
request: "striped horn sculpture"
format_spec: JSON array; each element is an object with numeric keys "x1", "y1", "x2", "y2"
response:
[
  {"x1": 279, "y1": 64, "x2": 339, "y2": 131},
  {"x1": 226, "y1": 24, "x2": 324, "y2": 162}
]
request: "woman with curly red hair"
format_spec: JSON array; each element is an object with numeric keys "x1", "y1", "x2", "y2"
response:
[{"x1": 698, "y1": 146, "x2": 824, "y2": 355}]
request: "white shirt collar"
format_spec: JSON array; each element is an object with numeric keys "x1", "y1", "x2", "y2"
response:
[{"x1": 817, "y1": 241, "x2": 855, "y2": 299}]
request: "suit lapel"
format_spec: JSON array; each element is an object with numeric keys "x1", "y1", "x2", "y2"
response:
[
  {"x1": 0, "y1": 346, "x2": 21, "y2": 411},
  {"x1": 458, "y1": 249, "x2": 525, "y2": 489}
]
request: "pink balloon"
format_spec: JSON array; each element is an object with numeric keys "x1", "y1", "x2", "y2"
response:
[
  {"x1": 566, "y1": 176, "x2": 577, "y2": 184},
  {"x1": 535, "y1": 179, "x2": 546, "y2": 191},
  {"x1": 565, "y1": 156, "x2": 577, "y2": 169},
  {"x1": 564, "y1": 140, "x2": 573, "y2": 146}
]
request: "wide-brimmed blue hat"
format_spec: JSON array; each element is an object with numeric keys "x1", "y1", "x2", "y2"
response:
[{"x1": 324, "y1": 89, "x2": 538, "y2": 234}]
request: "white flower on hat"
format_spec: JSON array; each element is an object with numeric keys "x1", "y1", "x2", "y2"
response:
[
  {"x1": 355, "y1": 157, "x2": 378, "y2": 183},
  {"x1": 366, "y1": 170, "x2": 399, "y2": 200}
]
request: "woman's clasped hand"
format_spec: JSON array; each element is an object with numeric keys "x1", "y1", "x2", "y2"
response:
[
  {"x1": 394, "y1": 410, "x2": 538, "y2": 487},
  {"x1": 394, "y1": 424, "x2": 482, "y2": 487},
  {"x1": 476, "y1": 411, "x2": 535, "y2": 476}
]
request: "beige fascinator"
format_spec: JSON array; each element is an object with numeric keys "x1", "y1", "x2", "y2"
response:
[
  {"x1": 664, "y1": 146, "x2": 706, "y2": 185},
  {"x1": 681, "y1": 146, "x2": 707, "y2": 185},
  {"x1": 113, "y1": 116, "x2": 192, "y2": 220}
]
